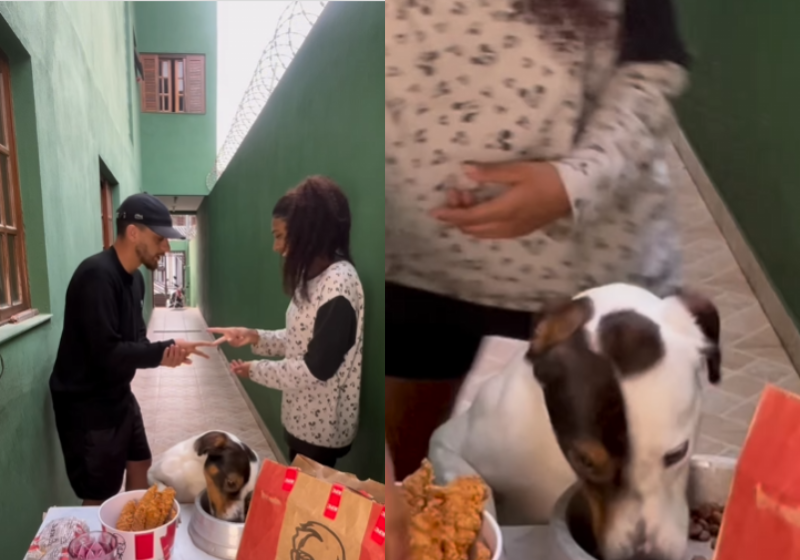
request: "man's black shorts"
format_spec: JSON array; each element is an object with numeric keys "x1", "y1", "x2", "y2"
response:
[{"x1": 54, "y1": 397, "x2": 152, "y2": 501}]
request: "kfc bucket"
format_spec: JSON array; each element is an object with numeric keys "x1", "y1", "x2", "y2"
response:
[
  {"x1": 395, "y1": 481, "x2": 503, "y2": 560},
  {"x1": 98, "y1": 489, "x2": 181, "y2": 560}
]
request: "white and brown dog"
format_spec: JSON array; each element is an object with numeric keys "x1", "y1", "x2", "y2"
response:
[
  {"x1": 429, "y1": 283, "x2": 721, "y2": 560},
  {"x1": 147, "y1": 431, "x2": 260, "y2": 523}
]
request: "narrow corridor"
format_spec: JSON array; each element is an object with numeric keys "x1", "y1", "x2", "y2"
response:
[
  {"x1": 133, "y1": 147, "x2": 800, "y2": 465},
  {"x1": 131, "y1": 308, "x2": 280, "y2": 464},
  {"x1": 671, "y1": 145, "x2": 800, "y2": 458}
]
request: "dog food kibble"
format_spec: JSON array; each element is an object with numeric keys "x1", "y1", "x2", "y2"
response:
[{"x1": 688, "y1": 502, "x2": 725, "y2": 557}]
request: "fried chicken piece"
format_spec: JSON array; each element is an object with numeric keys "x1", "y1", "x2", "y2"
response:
[
  {"x1": 145, "y1": 500, "x2": 165, "y2": 529},
  {"x1": 442, "y1": 477, "x2": 487, "y2": 541},
  {"x1": 132, "y1": 485, "x2": 159, "y2": 531},
  {"x1": 402, "y1": 460, "x2": 490, "y2": 560},
  {"x1": 116, "y1": 499, "x2": 138, "y2": 531},
  {"x1": 408, "y1": 506, "x2": 443, "y2": 560},
  {"x1": 473, "y1": 542, "x2": 492, "y2": 560},
  {"x1": 156, "y1": 487, "x2": 177, "y2": 527},
  {"x1": 401, "y1": 459, "x2": 434, "y2": 516}
]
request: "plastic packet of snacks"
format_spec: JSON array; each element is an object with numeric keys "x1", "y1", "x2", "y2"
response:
[
  {"x1": 41, "y1": 548, "x2": 70, "y2": 560},
  {"x1": 24, "y1": 518, "x2": 90, "y2": 560}
]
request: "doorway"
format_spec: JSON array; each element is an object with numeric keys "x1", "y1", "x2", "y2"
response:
[{"x1": 153, "y1": 251, "x2": 185, "y2": 307}]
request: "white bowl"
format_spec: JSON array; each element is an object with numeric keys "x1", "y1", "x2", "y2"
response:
[
  {"x1": 98, "y1": 489, "x2": 181, "y2": 560},
  {"x1": 479, "y1": 510, "x2": 504, "y2": 560},
  {"x1": 187, "y1": 490, "x2": 245, "y2": 560},
  {"x1": 549, "y1": 455, "x2": 737, "y2": 560}
]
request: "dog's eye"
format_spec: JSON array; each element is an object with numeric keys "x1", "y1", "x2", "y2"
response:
[
  {"x1": 574, "y1": 451, "x2": 595, "y2": 471},
  {"x1": 663, "y1": 440, "x2": 689, "y2": 468}
]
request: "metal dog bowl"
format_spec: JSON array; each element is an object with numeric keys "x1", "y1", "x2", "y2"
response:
[
  {"x1": 188, "y1": 490, "x2": 246, "y2": 560},
  {"x1": 550, "y1": 455, "x2": 737, "y2": 560}
]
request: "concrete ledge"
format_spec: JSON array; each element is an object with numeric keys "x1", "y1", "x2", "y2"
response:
[
  {"x1": 669, "y1": 125, "x2": 800, "y2": 373},
  {"x1": 0, "y1": 313, "x2": 51, "y2": 346}
]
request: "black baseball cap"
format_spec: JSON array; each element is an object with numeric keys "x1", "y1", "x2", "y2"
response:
[{"x1": 116, "y1": 193, "x2": 185, "y2": 240}]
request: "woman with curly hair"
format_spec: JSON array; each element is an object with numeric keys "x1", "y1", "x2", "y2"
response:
[
  {"x1": 386, "y1": 0, "x2": 691, "y2": 478},
  {"x1": 210, "y1": 176, "x2": 364, "y2": 468}
]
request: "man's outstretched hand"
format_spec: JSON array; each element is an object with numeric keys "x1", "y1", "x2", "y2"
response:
[
  {"x1": 160, "y1": 345, "x2": 188, "y2": 368},
  {"x1": 160, "y1": 339, "x2": 213, "y2": 367}
]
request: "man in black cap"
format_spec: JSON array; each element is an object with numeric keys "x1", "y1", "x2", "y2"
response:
[{"x1": 50, "y1": 193, "x2": 211, "y2": 505}]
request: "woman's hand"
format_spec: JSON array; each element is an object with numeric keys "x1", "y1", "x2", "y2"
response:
[
  {"x1": 230, "y1": 359, "x2": 252, "y2": 378},
  {"x1": 175, "y1": 339, "x2": 212, "y2": 360},
  {"x1": 208, "y1": 327, "x2": 258, "y2": 348},
  {"x1": 386, "y1": 443, "x2": 410, "y2": 560},
  {"x1": 431, "y1": 161, "x2": 572, "y2": 239}
]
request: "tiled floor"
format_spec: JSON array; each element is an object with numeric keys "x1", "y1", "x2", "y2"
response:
[
  {"x1": 131, "y1": 308, "x2": 280, "y2": 464},
  {"x1": 670, "y1": 144, "x2": 800, "y2": 457}
]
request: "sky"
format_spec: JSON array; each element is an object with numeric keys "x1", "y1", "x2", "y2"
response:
[{"x1": 216, "y1": 1, "x2": 294, "y2": 152}]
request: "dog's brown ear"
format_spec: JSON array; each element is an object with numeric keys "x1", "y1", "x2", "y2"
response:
[
  {"x1": 530, "y1": 297, "x2": 594, "y2": 357},
  {"x1": 194, "y1": 431, "x2": 230, "y2": 456},
  {"x1": 675, "y1": 289, "x2": 722, "y2": 384}
]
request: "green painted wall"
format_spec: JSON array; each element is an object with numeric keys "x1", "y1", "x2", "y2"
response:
[
  {"x1": 675, "y1": 2, "x2": 800, "y2": 327},
  {"x1": 0, "y1": 2, "x2": 143, "y2": 556},
  {"x1": 168, "y1": 239, "x2": 193, "y2": 307},
  {"x1": 135, "y1": 2, "x2": 217, "y2": 197},
  {"x1": 188, "y1": 236, "x2": 200, "y2": 308},
  {"x1": 196, "y1": 3, "x2": 384, "y2": 481}
]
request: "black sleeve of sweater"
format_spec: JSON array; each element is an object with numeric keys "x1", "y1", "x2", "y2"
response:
[
  {"x1": 132, "y1": 272, "x2": 176, "y2": 349},
  {"x1": 80, "y1": 272, "x2": 170, "y2": 370},
  {"x1": 134, "y1": 272, "x2": 149, "y2": 343},
  {"x1": 304, "y1": 296, "x2": 357, "y2": 382},
  {"x1": 620, "y1": 0, "x2": 690, "y2": 68}
]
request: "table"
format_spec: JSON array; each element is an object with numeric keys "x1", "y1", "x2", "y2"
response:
[
  {"x1": 29, "y1": 504, "x2": 218, "y2": 560},
  {"x1": 31, "y1": 509, "x2": 552, "y2": 560},
  {"x1": 502, "y1": 526, "x2": 552, "y2": 560}
]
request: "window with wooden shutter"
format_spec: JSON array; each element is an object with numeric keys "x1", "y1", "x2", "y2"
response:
[
  {"x1": 140, "y1": 54, "x2": 205, "y2": 115},
  {"x1": 0, "y1": 52, "x2": 33, "y2": 325},
  {"x1": 140, "y1": 54, "x2": 158, "y2": 113},
  {"x1": 184, "y1": 55, "x2": 206, "y2": 114},
  {"x1": 100, "y1": 179, "x2": 114, "y2": 250}
]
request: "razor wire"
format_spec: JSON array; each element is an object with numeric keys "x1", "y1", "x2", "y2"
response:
[{"x1": 207, "y1": 1, "x2": 328, "y2": 190}]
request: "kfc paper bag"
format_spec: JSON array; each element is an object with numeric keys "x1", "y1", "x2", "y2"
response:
[
  {"x1": 237, "y1": 459, "x2": 385, "y2": 560},
  {"x1": 291, "y1": 455, "x2": 386, "y2": 505},
  {"x1": 715, "y1": 385, "x2": 800, "y2": 560}
]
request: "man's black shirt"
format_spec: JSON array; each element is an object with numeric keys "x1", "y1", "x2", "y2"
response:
[{"x1": 50, "y1": 248, "x2": 173, "y2": 428}]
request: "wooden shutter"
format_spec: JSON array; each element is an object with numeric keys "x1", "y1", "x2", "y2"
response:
[
  {"x1": 184, "y1": 55, "x2": 206, "y2": 114},
  {"x1": 140, "y1": 54, "x2": 159, "y2": 113},
  {"x1": 100, "y1": 180, "x2": 114, "y2": 249}
]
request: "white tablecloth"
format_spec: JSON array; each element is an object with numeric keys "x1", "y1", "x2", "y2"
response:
[{"x1": 29, "y1": 504, "x2": 218, "y2": 560}]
